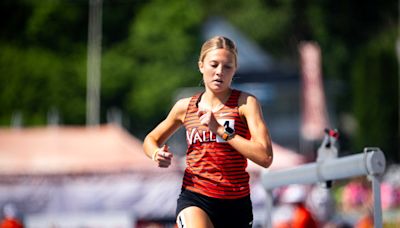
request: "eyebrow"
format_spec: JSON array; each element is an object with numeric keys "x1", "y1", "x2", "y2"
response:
[{"x1": 208, "y1": 60, "x2": 234, "y2": 65}]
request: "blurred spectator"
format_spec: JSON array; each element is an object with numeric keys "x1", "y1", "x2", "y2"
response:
[
  {"x1": 355, "y1": 211, "x2": 373, "y2": 228},
  {"x1": 272, "y1": 203, "x2": 294, "y2": 228},
  {"x1": 341, "y1": 177, "x2": 372, "y2": 213},
  {"x1": 380, "y1": 182, "x2": 397, "y2": 210},
  {"x1": 382, "y1": 164, "x2": 400, "y2": 210},
  {"x1": 306, "y1": 185, "x2": 336, "y2": 225},
  {"x1": 0, "y1": 203, "x2": 23, "y2": 228},
  {"x1": 274, "y1": 184, "x2": 318, "y2": 228}
]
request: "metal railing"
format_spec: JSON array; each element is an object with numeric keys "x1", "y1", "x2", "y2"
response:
[{"x1": 262, "y1": 148, "x2": 386, "y2": 228}]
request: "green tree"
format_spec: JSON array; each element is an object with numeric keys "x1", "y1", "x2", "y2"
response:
[
  {"x1": 0, "y1": 44, "x2": 86, "y2": 125},
  {"x1": 352, "y1": 28, "x2": 398, "y2": 161},
  {"x1": 102, "y1": 0, "x2": 204, "y2": 135},
  {"x1": 0, "y1": 0, "x2": 88, "y2": 125},
  {"x1": 0, "y1": 0, "x2": 398, "y2": 162}
]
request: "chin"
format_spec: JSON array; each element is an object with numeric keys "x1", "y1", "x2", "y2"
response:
[
  {"x1": 206, "y1": 83, "x2": 229, "y2": 92},
  {"x1": 212, "y1": 88, "x2": 229, "y2": 94},
  {"x1": 208, "y1": 84, "x2": 221, "y2": 90}
]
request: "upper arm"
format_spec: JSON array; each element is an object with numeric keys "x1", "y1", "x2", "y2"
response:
[
  {"x1": 239, "y1": 93, "x2": 271, "y2": 148},
  {"x1": 146, "y1": 98, "x2": 189, "y2": 145}
]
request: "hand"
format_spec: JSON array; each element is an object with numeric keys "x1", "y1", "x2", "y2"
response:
[
  {"x1": 197, "y1": 109, "x2": 220, "y2": 133},
  {"x1": 155, "y1": 145, "x2": 173, "y2": 168}
]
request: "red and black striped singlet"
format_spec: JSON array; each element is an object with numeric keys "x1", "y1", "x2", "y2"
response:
[{"x1": 182, "y1": 89, "x2": 251, "y2": 199}]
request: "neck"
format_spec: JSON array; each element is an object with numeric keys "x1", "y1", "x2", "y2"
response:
[{"x1": 199, "y1": 89, "x2": 232, "y2": 111}]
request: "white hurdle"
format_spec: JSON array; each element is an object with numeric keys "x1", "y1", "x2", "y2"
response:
[{"x1": 262, "y1": 147, "x2": 386, "y2": 228}]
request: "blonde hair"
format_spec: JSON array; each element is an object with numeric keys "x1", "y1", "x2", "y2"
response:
[{"x1": 199, "y1": 36, "x2": 238, "y2": 67}]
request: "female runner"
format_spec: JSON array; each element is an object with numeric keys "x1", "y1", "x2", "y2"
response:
[{"x1": 143, "y1": 36, "x2": 273, "y2": 228}]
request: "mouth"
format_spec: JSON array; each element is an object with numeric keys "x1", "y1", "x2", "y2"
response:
[{"x1": 213, "y1": 79, "x2": 223, "y2": 84}]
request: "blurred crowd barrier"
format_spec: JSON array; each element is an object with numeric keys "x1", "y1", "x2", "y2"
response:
[{"x1": 271, "y1": 164, "x2": 400, "y2": 227}]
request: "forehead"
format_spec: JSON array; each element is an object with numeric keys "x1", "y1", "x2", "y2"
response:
[{"x1": 203, "y1": 48, "x2": 236, "y2": 63}]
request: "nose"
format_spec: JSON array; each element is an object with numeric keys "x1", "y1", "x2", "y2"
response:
[{"x1": 216, "y1": 65, "x2": 223, "y2": 75}]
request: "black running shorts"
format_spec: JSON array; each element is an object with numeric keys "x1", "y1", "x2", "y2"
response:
[{"x1": 176, "y1": 188, "x2": 253, "y2": 228}]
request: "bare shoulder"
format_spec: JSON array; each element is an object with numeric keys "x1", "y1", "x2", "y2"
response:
[
  {"x1": 174, "y1": 97, "x2": 191, "y2": 111},
  {"x1": 170, "y1": 97, "x2": 191, "y2": 122},
  {"x1": 238, "y1": 90, "x2": 260, "y2": 109}
]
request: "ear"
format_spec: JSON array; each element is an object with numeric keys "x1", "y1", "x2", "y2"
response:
[{"x1": 198, "y1": 61, "x2": 204, "y2": 73}]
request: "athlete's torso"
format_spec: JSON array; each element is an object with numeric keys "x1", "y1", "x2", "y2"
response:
[{"x1": 182, "y1": 89, "x2": 251, "y2": 199}]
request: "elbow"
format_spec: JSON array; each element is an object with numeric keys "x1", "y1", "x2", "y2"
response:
[
  {"x1": 260, "y1": 147, "x2": 273, "y2": 168},
  {"x1": 260, "y1": 155, "x2": 273, "y2": 168}
]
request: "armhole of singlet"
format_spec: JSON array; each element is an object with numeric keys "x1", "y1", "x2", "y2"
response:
[
  {"x1": 183, "y1": 92, "x2": 203, "y2": 123},
  {"x1": 235, "y1": 90, "x2": 249, "y2": 129}
]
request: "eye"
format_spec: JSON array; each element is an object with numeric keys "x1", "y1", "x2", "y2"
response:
[
  {"x1": 209, "y1": 61, "x2": 218, "y2": 68},
  {"x1": 210, "y1": 63, "x2": 218, "y2": 68}
]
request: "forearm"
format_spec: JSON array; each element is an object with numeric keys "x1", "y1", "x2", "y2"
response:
[
  {"x1": 231, "y1": 135, "x2": 273, "y2": 168},
  {"x1": 143, "y1": 119, "x2": 182, "y2": 160},
  {"x1": 216, "y1": 126, "x2": 273, "y2": 168},
  {"x1": 143, "y1": 98, "x2": 186, "y2": 160},
  {"x1": 143, "y1": 134, "x2": 161, "y2": 160}
]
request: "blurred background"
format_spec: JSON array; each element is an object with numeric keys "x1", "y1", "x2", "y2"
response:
[{"x1": 0, "y1": 0, "x2": 399, "y2": 227}]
